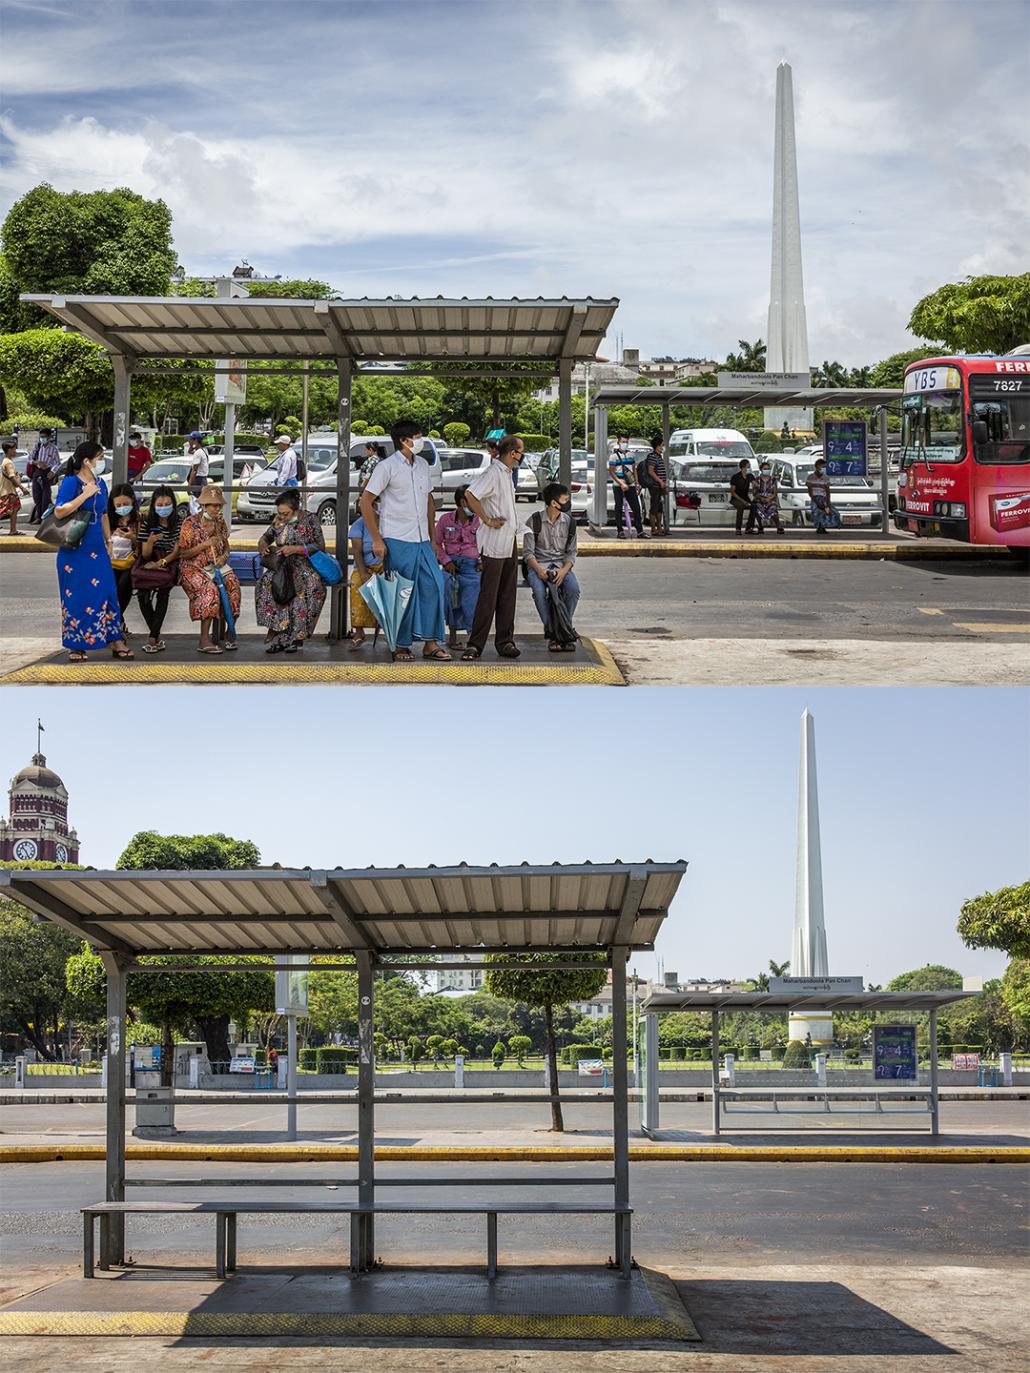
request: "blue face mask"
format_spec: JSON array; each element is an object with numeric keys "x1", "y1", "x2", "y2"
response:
[
  {"x1": 114, "y1": 504, "x2": 133, "y2": 517},
  {"x1": 155, "y1": 504, "x2": 174, "y2": 517}
]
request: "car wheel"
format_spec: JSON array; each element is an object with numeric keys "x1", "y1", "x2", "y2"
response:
[{"x1": 317, "y1": 499, "x2": 336, "y2": 527}]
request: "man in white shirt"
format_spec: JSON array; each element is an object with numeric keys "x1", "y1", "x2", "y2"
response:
[
  {"x1": 185, "y1": 432, "x2": 210, "y2": 500},
  {"x1": 358, "y1": 418, "x2": 450, "y2": 661},
  {"x1": 462, "y1": 435, "x2": 524, "y2": 659},
  {"x1": 271, "y1": 434, "x2": 298, "y2": 486}
]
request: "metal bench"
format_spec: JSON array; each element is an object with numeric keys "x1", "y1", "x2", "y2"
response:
[{"x1": 82, "y1": 1200, "x2": 632, "y2": 1280}]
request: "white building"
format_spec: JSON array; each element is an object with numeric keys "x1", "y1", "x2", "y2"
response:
[
  {"x1": 570, "y1": 972, "x2": 653, "y2": 1021},
  {"x1": 425, "y1": 953, "x2": 485, "y2": 995}
]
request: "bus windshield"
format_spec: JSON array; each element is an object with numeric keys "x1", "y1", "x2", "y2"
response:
[
  {"x1": 969, "y1": 387, "x2": 1030, "y2": 466},
  {"x1": 900, "y1": 392, "x2": 964, "y2": 465}
]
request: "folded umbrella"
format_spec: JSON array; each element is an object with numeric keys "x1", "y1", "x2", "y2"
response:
[
  {"x1": 544, "y1": 576, "x2": 578, "y2": 647},
  {"x1": 211, "y1": 566, "x2": 237, "y2": 640},
  {"x1": 359, "y1": 571, "x2": 413, "y2": 653}
]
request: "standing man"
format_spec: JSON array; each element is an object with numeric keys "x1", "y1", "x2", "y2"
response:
[
  {"x1": 127, "y1": 431, "x2": 152, "y2": 484},
  {"x1": 524, "y1": 482, "x2": 580, "y2": 651},
  {"x1": 185, "y1": 432, "x2": 210, "y2": 504},
  {"x1": 1, "y1": 438, "x2": 30, "y2": 535},
  {"x1": 27, "y1": 427, "x2": 61, "y2": 523},
  {"x1": 359, "y1": 418, "x2": 451, "y2": 663},
  {"x1": 608, "y1": 433, "x2": 647, "y2": 539},
  {"x1": 462, "y1": 435, "x2": 523, "y2": 660},
  {"x1": 729, "y1": 457, "x2": 757, "y2": 536},
  {"x1": 271, "y1": 433, "x2": 299, "y2": 487},
  {"x1": 644, "y1": 433, "x2": 668, "y2": 536}
]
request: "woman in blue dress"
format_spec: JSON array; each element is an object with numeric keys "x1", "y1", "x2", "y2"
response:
[{"x1": 53, "y1": 441, "x2": 133, "y2": 662}]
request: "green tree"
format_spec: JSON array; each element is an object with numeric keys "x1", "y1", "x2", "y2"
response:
[
  {"x1": 485, "y1": 953, "x2": 607, "y2": 1131},
  {"x1": 443, "y1": 421, "x2": 471, "y2": 447},
  {"x1": 1000, "y1": 960, "x2": 1030, "y2": 1042},
  {"x1": 0, "y1": 862, "x2": 84, "y2": 1059},
  {"x1": 2, "y1": 184, "x2": 175, "y2": 304},
  {"x1": 887, "y1": 964, "x2": 963, "y2": 992},
  {"x1": 0, "y1": 329, "x2": 113, "y2": 429},
  {"x1": 491, "y1": 1040, "x2": 506, "y2": 1069},
  {"x1": 869, "y1": 347, "x2": 945, "y2": 387},
  {"x1": 407, "y1": 1036, "x2": 425, "y2": 1068},
  {"x1": 909, "y1": 274, "x2": 1030, "y2": 356},
  {"x1": 723, "y1": 339, "x2": 766, "y2": 372},
  {"x1": 812, "y1": 360, "x2": 848, "y2": 387},
  {"x1": 426, "y1": 1033, "x2": 445, "y2": 1062},
  {"x1": 508, "y1": 1034, "x2": 532, "y2": 1065},
  {"x1": 958, "y1": 880, "x2": 1030, "y2": 959}
]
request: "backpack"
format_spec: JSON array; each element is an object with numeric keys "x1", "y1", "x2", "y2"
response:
[{"x1": 296, "y1": 453, "x2": 307, "y2": 482}]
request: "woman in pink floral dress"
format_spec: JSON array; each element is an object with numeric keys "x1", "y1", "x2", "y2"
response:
[{"x1": 177, "y1": 487, "x2": 241, "y2": 654}]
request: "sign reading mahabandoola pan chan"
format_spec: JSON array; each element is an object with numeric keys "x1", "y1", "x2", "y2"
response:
[{"x1": 873, "y1": 1025, "x2": 918, "y2": 1081}]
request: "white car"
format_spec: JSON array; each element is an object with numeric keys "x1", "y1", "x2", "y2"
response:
[
  {"x1": 670, "y1": 459, "x2": 746, "y2": 526},
  {"x1": 667, "y1": 428, "x2": 755, "y2": 463},
  {"x1": 436, "y1": 447, "x2": 491, "y2": 501},
  {"x1": 772, "y1": 457, "x2": 884, "y2": 528}
]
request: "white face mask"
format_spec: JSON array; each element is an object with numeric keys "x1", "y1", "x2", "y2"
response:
[
  {"x1": 201, "y1": 510, "x2": 217, "y2": 522},
  {"x1": 407, "y1": 436, "x2": 425, "y2": 455},
  {"x1": 93, "y1": 458, "x2": 106, "y2": 475}
]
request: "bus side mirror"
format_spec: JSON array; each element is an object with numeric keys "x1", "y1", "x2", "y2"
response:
[{"x1": 971, "y1": 419, "x2": 989, "y2": 446}]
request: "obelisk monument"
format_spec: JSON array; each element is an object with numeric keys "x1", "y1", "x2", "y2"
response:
[
  {"x1": 789, "y1": 708, "x2": 833, "y2": 1044},
  {"x1": 765, "y1": 61, "x2": 813, "y2": 436}
]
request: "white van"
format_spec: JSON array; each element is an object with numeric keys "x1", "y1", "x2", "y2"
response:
[
  {"x1": 667, "y1": 428, "x2": 755, "y2": 463},
  {"x1": 667, "y1": 430, "x2": 757, "y2": 527}
]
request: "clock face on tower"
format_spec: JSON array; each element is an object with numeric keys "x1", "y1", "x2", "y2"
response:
[
  {"x1": 13, "y1": 838, "x2": 38, "y2": 861},
  {"x1": 56, "y1": 844, "x2": 69, "y2": 863}
]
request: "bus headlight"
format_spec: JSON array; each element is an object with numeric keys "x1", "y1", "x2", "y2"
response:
[{"x1": 932, "y1": 501, "x2": 966, "y2": 518}]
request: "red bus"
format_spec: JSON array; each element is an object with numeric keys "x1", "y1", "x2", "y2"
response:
[{"x1": 894, "y1": 355, "x2": 1030, "y2": 550}]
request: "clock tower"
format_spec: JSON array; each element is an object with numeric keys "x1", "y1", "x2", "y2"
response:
[{"x1": 0, "y1": 747, "x2": 80, "y2": 866}]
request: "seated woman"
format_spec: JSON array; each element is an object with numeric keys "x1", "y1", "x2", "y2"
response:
[
  {"x1": 255, "y1": 488, "x2": 328, "y2": 654},
  {"x1": 107, "y1": 482, "x2": 140, "y2": 636},
  {"x1": 177, "y1": 486, "x2": 241, "y2": 654},
  {"x1": 435, "y1": 484, "x2": 482, "y2": 649},
  {"x1": 347, "y1": 501, "x2": 383, "y2": 649},
  {"x1": 752, "y1": 461, "x2": 785, "y2": 534},
  {"x1": 53, "y1": 441, "x2": 132, "y2": 662},
  {"x1": 134, "y1": 486, "x2": 183, "y2": 653}
]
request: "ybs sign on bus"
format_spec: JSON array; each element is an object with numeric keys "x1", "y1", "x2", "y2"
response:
[{"x1": 895, "y1": 355, "x2": 1030, "y2": 551}]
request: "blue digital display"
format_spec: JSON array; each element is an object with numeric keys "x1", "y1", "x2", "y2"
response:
[{"x1": 823, "y1": 421, "x2": 867, "y2": 477}]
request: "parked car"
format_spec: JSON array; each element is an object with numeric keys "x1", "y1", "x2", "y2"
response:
[
  {"x1": 667, "y1": 428, "x2": 755, "y2": 463},
  {"x1": 771, "y1": 457, "x2": 883, "y2": 528},
  {"x1": 435, "y1": 447, "x2": 491, "y2": 502},
  {"x1": 670, "y1": 460, "x2": 744, "y2": 527},
  {"x1": 536, "y1": 447, "x2": 590, "y2": 495},
  {"x1": 132, "y1": 455, "x2": 264, "y2": 514},
  {"x1": 237, "y1": 434, "x2": 443, "y2": 527}
]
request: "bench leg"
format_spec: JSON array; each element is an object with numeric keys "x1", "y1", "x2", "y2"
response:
[
  {"x1": 83, "y1": 1213, "x2": 95, "y2": 1279},
  {"x1": 349, "y1": 1212, "x2": 361, "y2": 1273},
  {"x1": 227, "y1": 1213, "x2": 237, "y2": 1272},
  {"x1": 486, "y1": 1212, "x2": 497, "y2": 1279},
  {"x1": 215, "y1": 1213, "x2": 226, "y2": 1280},
  {"x1": 619, "y1": 1214, "x2": 632, "y2": 1278},
  {"x1": 98, "y1": 1214, "x2": 110, "y2": 1271}
]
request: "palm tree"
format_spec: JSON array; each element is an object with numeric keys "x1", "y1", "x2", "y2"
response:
[
  {"x1": 748, "y1": 959, "x2": 790, "y2": 992},
  {"x1": 848, "y1": 365, "x2": 872, "y2": 388},
  {"x1": 812, "y1": 360, "x2": 848, "y2": 387},
  {"x1": 768, "y1": 959, "x2": 791, "y2": 978},
  {"x1": 724, "y1": 339, "x2": 767, "y2": 373}
]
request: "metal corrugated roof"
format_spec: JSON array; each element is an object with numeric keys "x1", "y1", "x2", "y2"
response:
[
  {"x1": 641, "y1": 990, "x2": 974, "y2": 1012},
  {"x1": 19, "y1": 295, "x2": 618, "y2": 363},
  {"x1": 593, "y1": 385, "x2": 902, "y2": 408},
  {"x1": 0, "y1": 862, "x2": 685, "y2": 956}
]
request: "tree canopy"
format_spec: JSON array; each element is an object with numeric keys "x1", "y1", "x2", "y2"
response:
[
  {"x1": 0, "y1": 861, "x2": 84, "y2": 1060},
  {"x1": 886, "y1": 964, "x2": 963, "y2": 992},
  {"x1": 957, "y1": 880, "x2": 1030, "y2": 959},
  {"x1": 908, "y1": 274, "x2": 1030, "y2": 356}
]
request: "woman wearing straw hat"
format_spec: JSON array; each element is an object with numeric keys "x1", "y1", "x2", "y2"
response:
[{"x1": 176, "y1": 486, "x2": 241, "y2": 654}]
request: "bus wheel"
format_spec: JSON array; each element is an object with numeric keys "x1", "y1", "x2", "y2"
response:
[{"x1": 1007, "y1": 546, "x2": 1030, "y2": 562}]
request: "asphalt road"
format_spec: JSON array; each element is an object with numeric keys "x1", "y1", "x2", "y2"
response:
[{"x1": 2, "y1": 547, "x2": 1027, "y2": 643}]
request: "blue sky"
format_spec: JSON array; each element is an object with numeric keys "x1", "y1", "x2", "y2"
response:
[
  {"x1": 0, "y1": 0, "x2": 1026, "y2": 366},
  {"x1": 3, "y1": 686, "x2": 1026, "y2": 985}
]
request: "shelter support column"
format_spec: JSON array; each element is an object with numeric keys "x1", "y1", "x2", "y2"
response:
[
  {"x1": 100, "y1": 952, "x2": 128, "y2": 1267},
  {"x1": 878, "y1": 406, "x2": 890, "y2": 535},
  {"x1": 662, "y1": 402, "x2": 672, "y2": 533},
  {"x1": 591, "y1": 403, "x2": 609, "y2": 530},
  {"x1": 356, "y1": 952, "x2": 375, "y2": 1270},
  {"x1": 611, "y1": 945, "x2": 631, "y2": 1275},
  {"x1": 558, "y1": 358, "x2": 573, "y2": 488},
  {"x1": 111, "y1": 356, "x2": 134, "y2": 489},
  {"x1": 330, "y1": 357, "x2": 353, "y2": 641},
  {"x1": 711, "y1": 1009, "x2": 721, "y2": 1137},
  {"x1": 928, "y1": 1007, "x2": 939, "y2": 1138}
]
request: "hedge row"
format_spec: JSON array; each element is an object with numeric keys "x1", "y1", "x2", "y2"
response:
[{"x1": 298, "y1": 1046, "x2": 357, "y2": 1073}]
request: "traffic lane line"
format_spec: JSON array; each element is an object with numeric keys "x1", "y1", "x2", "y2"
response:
[{"x1": 952, "y1": 622, "x2": 1030, "y2": 633}]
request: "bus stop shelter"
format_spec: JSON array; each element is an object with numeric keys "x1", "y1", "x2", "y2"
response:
[
  {"x1": 22, "y1": 292, "x2": 618, "y2": 636},
  {"x1": 1, "y1": 860, "x2": 685, "y2": 1276},
  {"x1": 638, "y1": 988, "x2": 975, "y2": 1138},
  {"x1": 590, "y1": 382, "x2": 902, "y2": 534}
]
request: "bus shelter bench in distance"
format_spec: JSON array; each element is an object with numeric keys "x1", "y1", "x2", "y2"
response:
[
  {"x1": 720, "y1": 1088, "x2": 933, "y2": 1124},
  {"x1": 82, "y1": 1201, "x2": 633, "y2": 1280}
]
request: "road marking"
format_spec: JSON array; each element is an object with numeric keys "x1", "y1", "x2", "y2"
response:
[
  {"x1": 952, "y1": 623, "x2": 1030, "y2": 634},
  {"x1": 918, "y1": 607, "x2": 944, "y2": 615}
]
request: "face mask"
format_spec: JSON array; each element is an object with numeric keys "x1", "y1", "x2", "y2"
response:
[
  {"x1": 760, "y1": 468, "x2": 770, "y2": 476},
  {"x1": 201, "y1": 510, "x2": 217, "y2": 521},
  {"x1": 114, "y1": 504, "x2": 133, "y2": 516},
  {"x1": 155, "y1": 504, "x2": 174, "y2": 517},
  {"x1": 93, "y1": 458, "x2": 106, "y2": 475},
  {"x1": 619, "y1": 442, "x2": 628, "y2": 451},
  {"x1": 288, "y1": 513, "x2": 299, "y2": 524},
  {"x1": 407, "y1": 437, "x2": 425, "y2": 455},
  {"x1": 558, "y1": 500, "x2": 570, "y2": 511}
]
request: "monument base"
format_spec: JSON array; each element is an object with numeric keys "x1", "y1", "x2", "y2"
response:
[{"x1": 788, "y1": 1010, "x2": 834, "y2": 1045}]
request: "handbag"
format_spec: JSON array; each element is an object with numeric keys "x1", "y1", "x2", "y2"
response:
[
  {"x1": 271, "y1": 556, "x2": 295, "y2": 605},
  {"x1": 34, "y1": 504, "x2": 91, "y2": 549},
  {"x1": 131, "y1": 562, "x2": 177, "y2": 590},
  {"x1": 305, "y1": 545, "x2": 343, "y2": 585}
]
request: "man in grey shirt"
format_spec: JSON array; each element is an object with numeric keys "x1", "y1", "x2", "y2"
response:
[{"x1": 524, "y1": 481, "x2": 580, "y2": 650}]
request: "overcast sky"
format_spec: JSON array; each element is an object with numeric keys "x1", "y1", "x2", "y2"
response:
[
  {"x1": 3, "y1": 686, "x2": 1026, "y2": 986},
  {"x1": 0, "y1": 0, "x2": 1026, "y2": 367}
]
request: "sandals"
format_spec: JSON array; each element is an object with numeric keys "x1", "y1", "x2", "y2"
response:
[
  {"x1": 222, "y1": 640, "x2": 238, "y2": 652},
  {"x1": 111, "y1": 646, "x2": 134, "y2": 660},
  {"x1": 462, "y1": 646, "x2": 482, "y2": 661},
  {"x1": 496, "y1": 642, "x2": 521, "y2": 659},
  {"x1": 265, "y1": 643, "x2": 284, "y2": 655},
  {"x1": 68, "y1": 652, "x2": 88, "y2": 663},
  {"x1": 198, "y1": 645, "x2": 224, "y2": 655},
  {"x1": 422, "y1": 646, "x2": 452, "y2": 661},
  {"x1": 283, "y1": 643, "x2": 299, "y2": 654},
  {"x1": 142, "y1": 640, "x2": 166, "y2": 654},
  {"x1": 392, "y1": 648, "x2": 414, "y2": 662}
]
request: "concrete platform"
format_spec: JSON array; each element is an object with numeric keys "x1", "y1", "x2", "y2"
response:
[
  {"x1": 0, "y1": 632, "x2": 624, "y2": 686},
  {"x1": 0, "y1": 1264, "x2": 698, "y2": 1342}
]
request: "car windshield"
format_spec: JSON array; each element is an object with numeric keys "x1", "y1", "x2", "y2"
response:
[
  {"x1": 796, "y1": 464, "x2": 870, "y2": 487},
  {"x1": 307, "y1": 449, "x2": 335, "y2": 471},
  {"x1": 438, "y1": 449, "x2": 481, "y2": 472},
  {"x1": 969, "y1": 381, "x2": 1030, "y2": 465},
  {"x1": 696, "y1": 441, "x2": 753, "y2": 457},
  {"x1": 140, "y1": 461, "x2": 192, "y2": 481},
  {"x1": 900, "y1": 392, "x2": 964, "y2": 465},
  {"x1": 673, "y1": 462, "x2": 741, "y2": 482}
]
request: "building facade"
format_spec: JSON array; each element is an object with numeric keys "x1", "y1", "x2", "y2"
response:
[{"x1": 0, "y1": 751, "x2": 80, "y2": 865}]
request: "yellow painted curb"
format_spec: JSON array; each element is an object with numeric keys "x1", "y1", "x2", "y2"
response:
[
  {"x1": 4, "y1": 1143, "x2": 1027, "y2": 1164},
  {"x1": 0, "y1": 637, "x2": 625, "y2": 687},
  {"x1": 0, "y1": 1310, "x2": 691, "y2": 1339}
]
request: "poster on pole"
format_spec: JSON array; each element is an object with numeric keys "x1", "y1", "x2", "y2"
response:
[
  {"x1": 275, "y1": 954, "x2": 308, "y2": 1016},
  {"x1": 822, "y1": 419, "x2": 867, "y2": 477},
  {"x1": 214, "y1": 361, "x2": 247, "y2": 406},
  {"x1": 873, "y1": 1024, "x2": 918, "y2": 1080}
]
